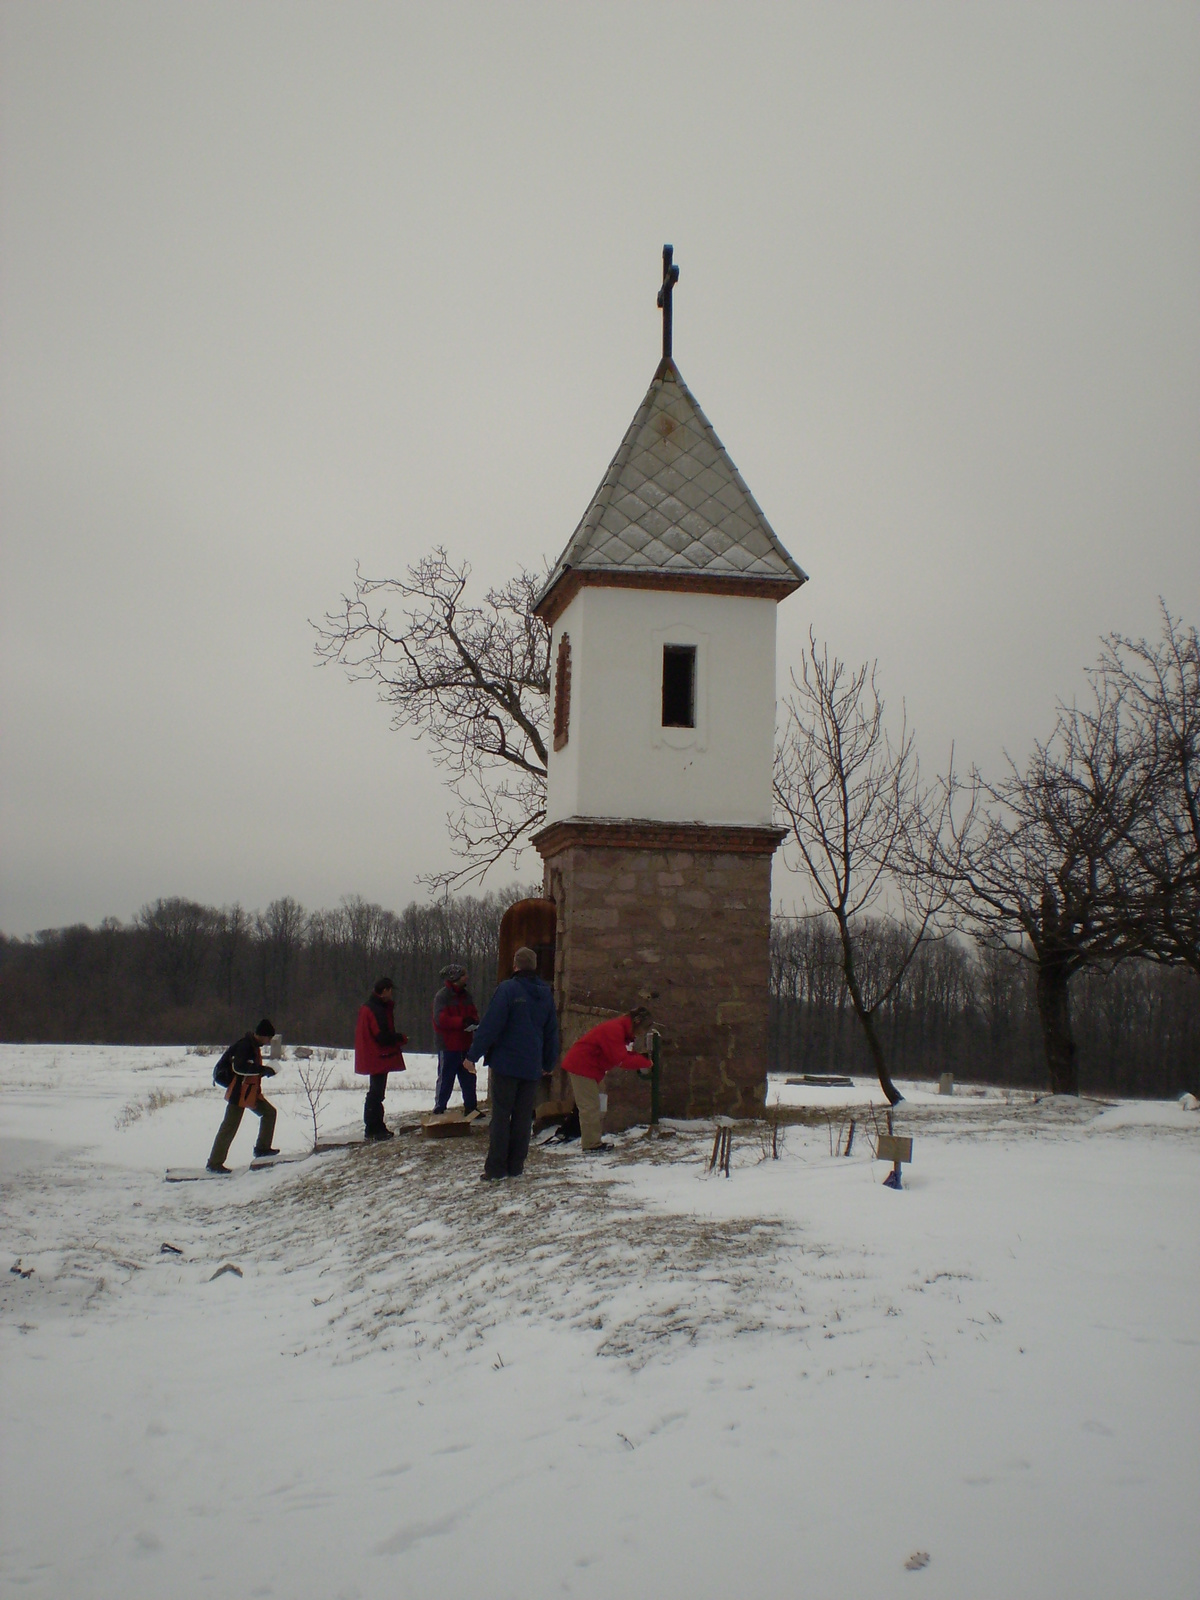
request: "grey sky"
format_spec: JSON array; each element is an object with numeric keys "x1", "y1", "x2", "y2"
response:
[{"x1": 2, "y1": 2, "x2": 1197, "y2": 936}]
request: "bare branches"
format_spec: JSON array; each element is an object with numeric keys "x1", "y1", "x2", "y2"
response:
[
  {"x1": 295, "y1": 1055, "x2": 337, "y2": 1151},
  {"x1": 1100, "y1": 604, "x2": 1200, "y2": 975},
  {"x1": 939, "y1": 666, "x2": 1159, "y2": 1095},
  {"x1": 773, "y1": 633, "x2": 960, "y2": 1105},
  {"x1": 314, "y1": 548, "x2": 551, "y2": 891}
]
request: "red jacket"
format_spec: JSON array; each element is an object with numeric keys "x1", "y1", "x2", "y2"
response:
[
  {"x1": 432, "y1": 982, "x2": 480, "y2": 1053},
  {"x1": 561, "y1": 1016, "x2": 652, "y2": 1084},
  {"x1": 354, "y1": 995, "x2": 407, "y2": 1076}
]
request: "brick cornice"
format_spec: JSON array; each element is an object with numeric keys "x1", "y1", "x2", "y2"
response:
[
  {"x1": 532, "y1": 817, "x2": 787, "y2": 858},
  {"x1": 534, "y1": 568, "x2": 803, "y2": 627}
]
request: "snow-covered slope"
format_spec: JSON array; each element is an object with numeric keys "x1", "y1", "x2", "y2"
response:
[{"x1": 2, "y1": 1045, "x2": 1197, "y2": 1599}]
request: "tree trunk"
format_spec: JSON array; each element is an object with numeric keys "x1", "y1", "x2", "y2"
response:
[
  {"x1": 838, "y1": 918, "x2": 903, "y2": 1105},
  {"x1": 1035, "y1": 958, "x2": 1079, "y2": 1095}
]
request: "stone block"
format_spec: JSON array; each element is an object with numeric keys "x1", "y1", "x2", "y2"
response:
[{"x1": 573, "y1": 908, "x2": 619, "y2": 931}]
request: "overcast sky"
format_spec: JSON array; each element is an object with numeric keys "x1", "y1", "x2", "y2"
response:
[{"x1": 2, "y1": 2, "x2": 1197, "y2": 936}]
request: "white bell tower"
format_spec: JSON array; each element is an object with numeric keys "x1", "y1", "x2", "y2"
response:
[{"x1": 533, "y1": 248, "x2": 807, "y2": 1124}]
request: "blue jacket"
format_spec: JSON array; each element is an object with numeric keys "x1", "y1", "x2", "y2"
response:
[{"x1": 467, "y1": 972, "x2": 559, "y2": 1081}]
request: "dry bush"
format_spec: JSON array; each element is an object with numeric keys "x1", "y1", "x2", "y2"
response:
[{"x1": 296, "y1": 1057, "x2": 338, "y2": 1149}]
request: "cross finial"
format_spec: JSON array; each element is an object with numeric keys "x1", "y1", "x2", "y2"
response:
[{"x1": 657, "y1": 244, "x2": 680, "y2": 361}]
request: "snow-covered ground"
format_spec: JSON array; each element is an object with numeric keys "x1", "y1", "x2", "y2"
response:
[{"x1": 2, "y1": 1044, "x2": 1197, "y2": 1600}]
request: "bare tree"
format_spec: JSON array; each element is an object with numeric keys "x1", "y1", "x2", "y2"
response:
[
  {"x1": 944, "y1": 676, "x2": 1153, "y2": 1095},
  {"x1": 1100, "y1": 605, "x2": 1200, "y2": 976},
  {"x1": 295, "y1": 1055, "x2": 337, "y2": 1150},
  {"x1": 254, "y1": 896, "x2": 308, "y2": 1013},
  {"x1": 315, "y1": 548, "x2": 551, "y2": 890},
  {"x1": 135, "y1": 897, "x2": 217, "y2": 1007},
  {"x1": 773, "y1": 634, "x2": 961, "y2": 1106}
]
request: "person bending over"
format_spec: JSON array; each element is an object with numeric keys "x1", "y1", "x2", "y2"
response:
[
  {"x1": 355, "y1": 977, "x2": 407, "y2": 1141},
  {"x1": 207, "y1": 1018, "x2": 279, "y2": 1173},
  {"x1": 561, "y1": 1006, "x2": 653, "y2": 1153}
]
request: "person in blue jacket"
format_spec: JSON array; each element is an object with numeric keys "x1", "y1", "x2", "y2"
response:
[{"x1": 464, "y1": 945, "x2": 559, "y2": 1180}]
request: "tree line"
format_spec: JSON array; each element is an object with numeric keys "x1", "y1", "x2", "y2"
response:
[
  {"x1": 769, "y1": 914, "x2": 1198, "y2": 1099},
  {"x1": 2, "y1": 892, "x2": 1195, "y2": 1099},
  {"x1": 0, "y1": 890, "x2": 535, "y2": 1052}
]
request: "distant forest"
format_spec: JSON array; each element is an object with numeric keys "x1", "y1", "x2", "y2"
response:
[
  {"x1": 0, "y1": 894, "x2": 1195, "y2": 1098},
  {"x1": 769, "y1": 917, "x2": 1199, "y2": 1100},
  {"x1": 0, "y1": 893, "x2": 533, "y2": 1057}
]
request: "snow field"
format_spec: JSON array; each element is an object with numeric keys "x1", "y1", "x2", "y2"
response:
[{"x1": 1, "y1": 1044, "x2": 1198, "y2": 1599}]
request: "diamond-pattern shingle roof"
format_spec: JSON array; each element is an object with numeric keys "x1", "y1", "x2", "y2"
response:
[{"x1": 537, "y1": 358, "x2": 806, "y2": 615}]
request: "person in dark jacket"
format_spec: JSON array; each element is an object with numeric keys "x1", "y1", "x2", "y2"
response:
[
  {"x1": 432, "y1": 963, "x2": 480, "y2": 1115},
  {"x1": 207, "y1": 1018, "x2": 279, "y2": 1173},
  {"x1": 561, "y1": 1007, "x2": 654, "y2": 1153},
  {"x1": 465, "y1": 947, "x2": 558, "y2": 1180},
  {"x1": 355, "y1": 977, "x2": 408, "y2": 1141}
]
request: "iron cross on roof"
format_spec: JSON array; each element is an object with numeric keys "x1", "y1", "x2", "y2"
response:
[{"x1": 657, "y1": 244, "x2": 680, "y2": 360}]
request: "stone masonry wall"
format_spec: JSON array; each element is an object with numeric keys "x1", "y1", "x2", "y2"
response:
[{"x1": 540, "y1": 839, "x2": 776, "y2": 1130}]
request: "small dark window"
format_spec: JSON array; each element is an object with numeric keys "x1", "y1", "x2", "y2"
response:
[
  {"x1": 661, "y1": 644, "x2": 697, "y2": 728},
  {"x1": 553, "y1": 634, "x2": 571, "y2": 751}
]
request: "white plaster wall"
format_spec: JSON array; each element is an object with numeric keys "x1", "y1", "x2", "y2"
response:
[{"x1": 544, "y1": 586, "x2": 777, "y2": 827}]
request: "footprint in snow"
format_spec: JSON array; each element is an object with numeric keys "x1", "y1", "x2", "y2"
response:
[{"x1": 905, "y1": 1551, "x2": 931, "y2": 1571}]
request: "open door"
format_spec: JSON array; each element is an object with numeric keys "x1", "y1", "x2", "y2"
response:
[{"x1": 496, "y1": 898, "x2": 557, "y2": 986}]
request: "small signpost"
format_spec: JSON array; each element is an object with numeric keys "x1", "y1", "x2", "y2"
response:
[{"x1": 877, "y1": 1133, "x2": 913, "y2": 1189}]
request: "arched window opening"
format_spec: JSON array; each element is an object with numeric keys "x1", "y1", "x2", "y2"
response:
[{"x1": 553, "y1": 633, "x2": 572, "y2": 751}]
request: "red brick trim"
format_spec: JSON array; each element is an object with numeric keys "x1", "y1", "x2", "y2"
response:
[
  {"x1": 534, "y1": 568, "x2": 803, "y2": 626},
  {"x1": 532, "y1": 818, "x2": 787, "y2": 858}
]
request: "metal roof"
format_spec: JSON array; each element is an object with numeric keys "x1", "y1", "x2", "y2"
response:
[{"x1": 537, "y1": 357, "x2": 806, "y2": 611}]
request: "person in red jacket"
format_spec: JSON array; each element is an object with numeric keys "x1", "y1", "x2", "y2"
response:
[
  {"x1": 432, "y1": 963, "x2": 480, "y2": 1116},
  {"x1": 355, "y1": 976, "x2": 407, "y2": 1141},
  {"x1": 561, "y1": 1005, "x2": 653, "y2": 1153}
]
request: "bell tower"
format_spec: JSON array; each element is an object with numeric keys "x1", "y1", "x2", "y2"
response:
[{"x1": 533, "y1": 248, "x2": 807, "y2": 1124}]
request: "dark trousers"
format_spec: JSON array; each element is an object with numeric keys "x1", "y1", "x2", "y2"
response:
[
  {"x1": 209, "y1": 1097, "x2": 276, "y2": 1167},
  {"x1": 484, "y1": 1072, "x2": 538, "y2": 1179},
  {"x1": 434, "y1": 1049, "x2": 478, "y2": 1114},
  {"x1": 364, "y1": 1072, "x2": 389, "y2": 1133}
]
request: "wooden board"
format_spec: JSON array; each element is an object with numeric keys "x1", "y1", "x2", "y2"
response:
[
  {"x1": 422, "y1": 1113, "x2": 473, "y2": 1139},
  {"x1": 876, "y1": 1134, "x2": 913, "y2": 1164}
]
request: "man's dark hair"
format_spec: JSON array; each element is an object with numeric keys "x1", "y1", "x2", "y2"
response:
[
  {"x1": 629, "y1": 1005, "x2": 652, "y2": 1026},
  {"x1": 373, "y1": 976, "x2": 394, "y2": 996}
]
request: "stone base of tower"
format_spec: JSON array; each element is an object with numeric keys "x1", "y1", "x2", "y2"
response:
[{"x1": 532, "y1": 819, "x2": 784, "y2": 1129}]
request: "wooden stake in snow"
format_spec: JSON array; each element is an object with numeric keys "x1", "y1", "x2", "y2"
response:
[{"x1": 707, "y1": 1117, "x2": 733, "y2": 1177}]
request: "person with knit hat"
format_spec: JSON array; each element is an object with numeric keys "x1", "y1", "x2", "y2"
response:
[
  {"x1": 207, "y1": 1018, "x2": 280, "y2": 1173},
  {"x1": 431, "y1": 962, "x2": 479, "y2": 1115}
]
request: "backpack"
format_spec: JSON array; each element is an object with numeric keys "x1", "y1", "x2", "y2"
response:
[{"x1": 212, "y1": 1043, "x2": 236, "y2": 1088}]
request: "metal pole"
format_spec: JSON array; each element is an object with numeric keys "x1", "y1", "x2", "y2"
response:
[{"x1": 649, "y1": 1029, "x2": 661, "y2": 1126}]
